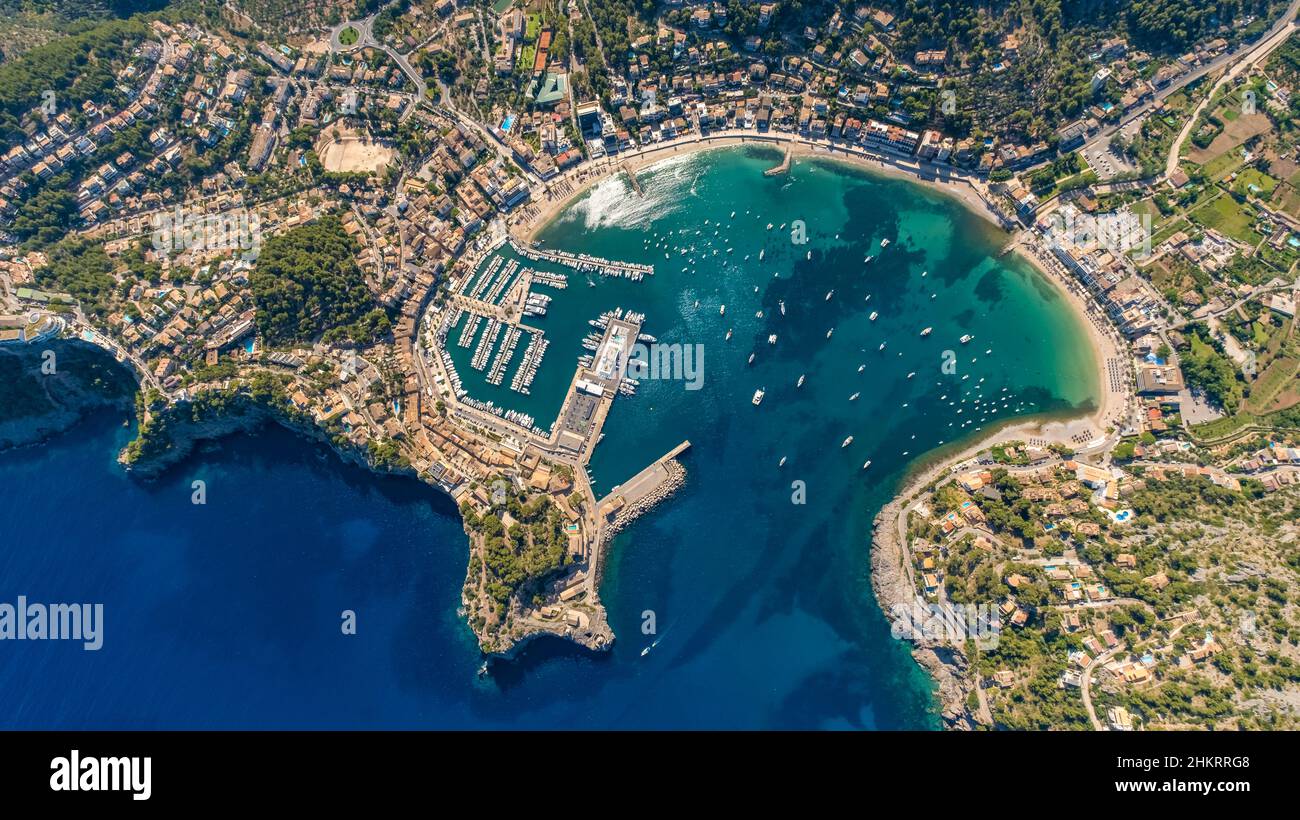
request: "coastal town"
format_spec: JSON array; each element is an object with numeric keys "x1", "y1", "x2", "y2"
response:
[{"x1": 2, "y1": 0, "x2": 1300, "y2": 729}]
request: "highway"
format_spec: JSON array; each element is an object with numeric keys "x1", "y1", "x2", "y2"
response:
[
  {"x1": 1083, "y1": 0, "x2": 1300, "y2": 155},
  {"x1": 1165, "y1": 1, "x2": 1300, "y2": 178}
]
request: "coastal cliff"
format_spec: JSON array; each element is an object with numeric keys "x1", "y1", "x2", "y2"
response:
[
  {"x1": 118, "y1": 382, "x2": 616, "y2": 660},
  {"x1": 0, "y1": 342, "x2": 137, "y2": 453},
  {"x1": 871, "y1": 491, "x2": 979, "y2": 731}
]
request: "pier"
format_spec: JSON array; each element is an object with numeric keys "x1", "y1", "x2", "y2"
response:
[
  {"x1": 596, "y1": 440, "x2": 692, "y2": 519},
  {"x1": 510, "y1": 238, "x2": 655, "y2": 280},
  {"x1": 763, "y1": 145, "x2": 792, "y2": 176},
  {"x1": 621, "y1": 162, "x2": 644, "y2": 195}
]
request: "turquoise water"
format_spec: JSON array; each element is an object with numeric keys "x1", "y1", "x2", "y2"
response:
[{"x1": 0, "y1": 146, "x2": 1097, "y2": 728}]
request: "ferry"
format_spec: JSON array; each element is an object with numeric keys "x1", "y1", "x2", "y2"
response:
[
  {"x1": 849, "y1": 392, "x2": 860, "y2": 401},
  {"x1": 797, "y1": 374, "x2": 806, "y2": 388},
  {"x1": 752, "y1": 388, "x2": 766, "y2": 406},
  {"x1": 841, "y1": 436, "x2": 854, "y2": 448},
  {"x1": 720, "y1": 304, "x2": 727, "y2": 316},
  {"x1": 869, "y1": 311, "x2": 878, "y2": 321},
  {"x1": 960, "y1": 334, "x2": 974, "y2": 344},
  {"x1": 920, "y1": 327, "x2": 932, "y2": 337}
]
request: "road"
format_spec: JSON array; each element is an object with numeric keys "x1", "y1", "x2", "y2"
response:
[
  {"x1": 1082, "y1": 645, "x2": 1122, "y2": 730},
  {"x1": 1084, "y1": 0, "x2": 1300, "y2": 155},
  {"x1": 1165, "y1": 4, "x2": 1300, "y2": 178},
  {"x1": 329, "y1": 14, "x2": 429, "y2": 101}
]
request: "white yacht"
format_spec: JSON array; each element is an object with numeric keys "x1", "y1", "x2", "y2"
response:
[
  {"x1": 752, "y1": 388, "x2": 766, "y2": 406},
  {"x1": 797, "y1": 374, "x2": 806, "y2": 388},
  {"x1": 920, "y1": 327, "x2": 932, "y2": 337},
  {"x1": 841, "y1": 436, "x2": 854, "y2": 448}
]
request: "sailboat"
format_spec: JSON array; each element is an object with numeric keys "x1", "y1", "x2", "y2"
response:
[
  {"x1": 778, "y1": 456, "x2": 787, "y2": 467},
  {"x1": 725, "y1": 328, "x2": 733, "y2": 340},
  {"x1": 863, "y1": 460, "x2": 872, "y2": 470},
  {"x1": 826, "y1": 328, "x2": 834, "y2": 339},
  {"x1": 779, "y1": 300, "x2": 786, "y2": 315},
  {"x1": 849, "y1": 392, "x2": 860, "y2": 401},
  {"x1": 920, "y1": 327, "x2": 932, "y2": 337},
  {"x1": 748, "y1": 353, "x2": 756, "y2": 364},
  {"x1": 841, "y1": 436, "x2": 854, "y2": 448},
  {"x1": 825, "y1": 290, "x2": 834, "y2": 301},
  {"x1": 797, "y1": 374, "x2": 806, "y2": 387}
]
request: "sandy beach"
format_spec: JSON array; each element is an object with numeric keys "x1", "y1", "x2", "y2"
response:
[{"x1": 510, "y1": 130, "x2": 1009, "y2": 244}]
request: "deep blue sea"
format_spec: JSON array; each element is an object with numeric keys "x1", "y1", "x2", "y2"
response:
[{"x1": 0, "y1": 147, "x2": 1097, "y2": 728}]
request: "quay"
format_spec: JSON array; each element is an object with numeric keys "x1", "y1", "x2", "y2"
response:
[{"x1": 549, "y1": 311, "x2": 643, "y2": 461}]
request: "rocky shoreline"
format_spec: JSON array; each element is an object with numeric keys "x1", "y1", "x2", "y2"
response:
[
  {"x1": 117, "y1": 395, "x2": 590, "y2": 658},
  {"x1": 0, "y1": 342, "x2": 137, "y2": 454},
  {"x1": 600, "y1": 459, "x2": 686, "y2": 547},
  {"x1": 870, "y1": 492, "x2": 978, "y2": 730}
]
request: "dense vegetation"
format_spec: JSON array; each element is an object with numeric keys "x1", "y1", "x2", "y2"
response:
[
  {"x1": 1181, "y1": 323, "x2": 1245, "y2": 412},
  {"x1": 0, "y1": 16, "x2": 149, "y2": 144},
  {"x1": 461, "y1": 489, "x2": 571, "y2": 613},
  {"x1": 34, "y1": 239, "x2": 117, "y2": 316},
  {"x1": 248, "y1": 216, "x2": 390, "y2": 346}
]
